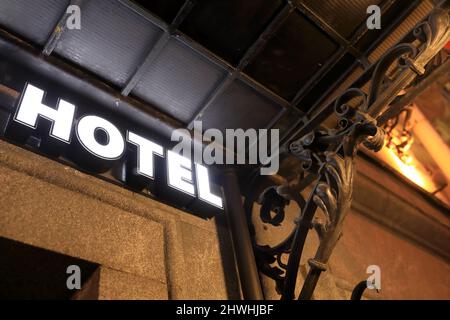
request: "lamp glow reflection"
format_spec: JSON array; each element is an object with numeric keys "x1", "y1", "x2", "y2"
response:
[{"x1": 378, "y1": 147, "x2": 435, "y2": 193}]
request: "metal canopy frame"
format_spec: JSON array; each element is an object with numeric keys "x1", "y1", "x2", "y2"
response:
[{"x1": 25, "y1": 0, "x2": 423, "y2": 134}]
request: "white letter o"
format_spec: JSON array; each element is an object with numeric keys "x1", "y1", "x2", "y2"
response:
[{"x1": 76, "y1": 116, "x2": 125, "y2": 160}]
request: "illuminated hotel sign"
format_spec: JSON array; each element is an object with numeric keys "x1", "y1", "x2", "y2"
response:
[{"x1": 11, "y1": 83, "x2": 223, "y2": 210}]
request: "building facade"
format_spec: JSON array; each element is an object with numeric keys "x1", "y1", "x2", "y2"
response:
[{"x1": 0, "y1": 0, "x2": 449, "y2": 300}]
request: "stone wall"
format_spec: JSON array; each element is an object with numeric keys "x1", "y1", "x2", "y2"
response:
[
  {"x1": 0, "y1": 139, "x2": 449, "y2": 300},
  {"x1": 0, "y1": 139, "x2": 240, "y2": 300}
]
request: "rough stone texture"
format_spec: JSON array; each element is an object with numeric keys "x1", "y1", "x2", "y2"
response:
[
  {"x1": 0, "y1": 164, "x2": 167, "y2": 283},
  {"x1": 178, "y1": 222, "x2": 230, "y2": 299},
  {"x1": 0, "y1": 140, "x2": 237, "y2": 300},
  {"x1": 98, "y1": 267, "x2": 168, "y2": 300}
]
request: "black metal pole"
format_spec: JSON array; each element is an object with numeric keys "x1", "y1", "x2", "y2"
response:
[{"x1": 222, "y1": 168, "x2": 264, "y2": 300}]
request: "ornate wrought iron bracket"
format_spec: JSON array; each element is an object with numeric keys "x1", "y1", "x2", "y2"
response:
[{"x1": 244, "y1": 2, "x2": 449, "y2": 300}]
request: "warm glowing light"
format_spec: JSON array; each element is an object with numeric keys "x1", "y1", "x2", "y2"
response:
[{"x1": 380, "y1": 148, "x2": 435, "y2": 192}]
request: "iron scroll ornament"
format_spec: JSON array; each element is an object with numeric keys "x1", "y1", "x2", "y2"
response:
[{"x1": 244, "y1": 2, "x2": 449, "y2": 300}]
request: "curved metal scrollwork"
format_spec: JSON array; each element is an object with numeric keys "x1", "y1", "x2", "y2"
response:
[{"x1": 244, "y1": 2, "x2": 449, "y2": 300}]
